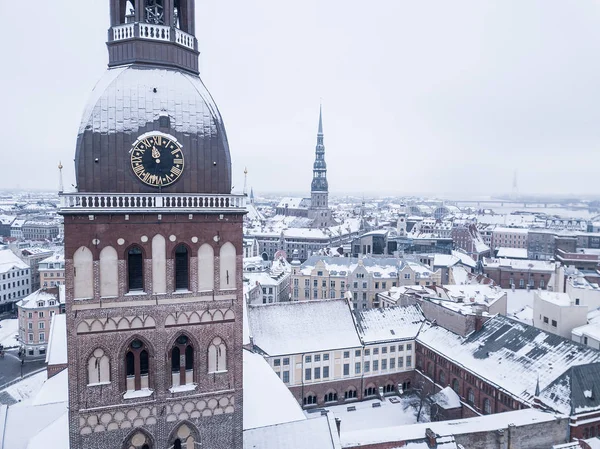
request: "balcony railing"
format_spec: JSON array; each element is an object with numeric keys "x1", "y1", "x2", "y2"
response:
[
  {"x1": 59, "y1": 193, "x2": 246, "y2": 213},
  {"x1": 112, "y1": 23, "x2": 195, "y2": 51}
]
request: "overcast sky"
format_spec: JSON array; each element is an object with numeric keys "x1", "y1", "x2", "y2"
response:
[{"x1": 1, "y1": 1, "x2": 600, "y2": 197}]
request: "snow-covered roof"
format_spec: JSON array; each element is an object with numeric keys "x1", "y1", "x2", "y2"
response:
[
  {"x1": 247, "y1": 300, "x2": 361, "y2": 355},
  {"x1": 430, "y1": 386, "x2": 461, "y2": 410},
  {"x1": 276, "y1": 197, "x2": 310, "y2": 210},
  {"x1": 493, "y1": 227, "x2": 529, "y2": 234},
  {"x1": 496, "y1": 247, "x2": 528, "y2": 259},
  {"x1": 482, "y1": 258, "x2": 556, "y2": 272},
  {"x1": 538, "y1": 362, "x2": 600, "y2": 416},
  {"x1": 417, "y1": 315, "x2": 600, "y2": 406},
  {"x1": 0, "y1": 369, "x2": 68, "y2": 449},
  {"x1": 16, "y1": 288, "x2": 60, "y2": 310},
  {"x1": 46, "y1": 314, "x2": 67, "y2": 366},
  {"x1": 0, "y1": 249, "x2": 28, "y2": 273},
  {"x1": 243, "y1": 350, "x2": 305, "y2": 430},
  {"x1": 433, "y1": 254, "x2": 460, "y2": 268},
  {"x1": 536, "y1": 291, "x2": 573, "y2": 307},
  {"x1": 451, "y1": 250, "x2": 477, "y2": 268},
  {"x1": 243, "y1": 414, "x2": 341, "y2": 449},
  {"x1": 300, "y1": 256, "x2": 402, "y2": 278},
  {"x1": 354, "y1": 305, "x2": 424, "y2": 344},
  {"x1": 340, "y1": 408, "x2": 561, "y2": 448}
]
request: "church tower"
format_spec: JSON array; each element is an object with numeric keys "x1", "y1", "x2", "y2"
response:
[
  {"x1": 61, "y1": 1, "x2": 244, "y2": 448},
  {"x1": 308, "y1": 105, "x2": 333, "y2": 228}
]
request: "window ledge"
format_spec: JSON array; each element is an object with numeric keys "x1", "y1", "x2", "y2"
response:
[
  {"x1": 208, "y1": 370, "x2": 228, "y2": 375},
  {"x1": 169, "y1": 383, "x2": 198, "y2": 393},
  {"x1": 125, "y1": 291, "x2": 147, "y2": 296},
  {"x1": 88, "y1": 381, "x2": 111, "y2": 387},
  {"x1": 173, "y1": 290, "x2": 192, "y2": 295},
  {"x1": 123, "y1": 388, "x2": 154, "y2": 399}
]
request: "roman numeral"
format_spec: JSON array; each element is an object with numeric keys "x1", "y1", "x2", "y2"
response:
[
  {"x1": 142, "y1": 138, "x2": 152, "y2": 148},
  {"x1": 171, "y1": 148, "x2": 181, "y2": 155},
  {"x1": 173, "y1": 158, "x2": 183, "y2": 165},
  {"x1": 152, "y1": 136, "x2": 162, "y2": 145},
  {"x1": 170, "y1": 166, "x2": 182, "y2": 176},
  {"x1": 131, "y1": 156, "x2": 142, "y2": 164},
  {"x1": 133, "y1": 165, "x2": 145, "y2": 176}
]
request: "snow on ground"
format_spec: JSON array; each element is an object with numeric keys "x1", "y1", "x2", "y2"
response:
[
  {"x1": 0, "y1": 319, "x2": 19, "y2": 348},
  {"x1": 305, "y1": 394, "x2": 430, "y2": 434},
  {"x1": 504, "y1": 288, "x2": 535, "y2": 315},
  {"x1": 2, "y1": 370, "x2": 47, "y2": 403}
]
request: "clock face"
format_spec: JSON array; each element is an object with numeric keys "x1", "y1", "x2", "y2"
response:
[{"x1": 130, "y1": 132, "x2": 184, "y2": 187}]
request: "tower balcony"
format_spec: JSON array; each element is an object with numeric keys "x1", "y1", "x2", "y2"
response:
[
  {"x1": 59, "y1": 192, "x2": 246, "y2": 215},
  {"x1": 111, "y1": 23, "x2": 196, "y2": 51},
  {"x1": 107, "y1": 23, "x2": 199, "y2": 73}
]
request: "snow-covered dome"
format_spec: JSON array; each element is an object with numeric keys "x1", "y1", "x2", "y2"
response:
[{"x1": 74, "y1": 65, "x2": 231, "y2": 194}]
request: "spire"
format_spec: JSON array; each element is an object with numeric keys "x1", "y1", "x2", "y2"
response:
[
  {"x1": 318, "y1": 102, "x2": 323, "y2": 135},
  {"x1": 311, "y1": 104, "x2": 328, "y2": 193}
]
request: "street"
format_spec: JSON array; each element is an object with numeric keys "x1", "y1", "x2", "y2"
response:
[{"x1": 0, "y1": 349, "x2": 46, "y2": 389}]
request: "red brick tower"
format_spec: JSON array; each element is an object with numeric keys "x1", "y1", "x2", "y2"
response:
[{"x1": 61, "y1": 1, "x2": 244, "y2": 448}]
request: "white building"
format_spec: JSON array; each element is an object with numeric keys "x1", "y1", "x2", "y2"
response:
[
  {"x1": 533, "y1": 290, "x2": 587, "y2": 338},
  {"x1": 565, "y1": 274, "x2": 600, "y2": 311},
  {"x1": 0, "y1": 249, "x2": 31, "y2": 312}
]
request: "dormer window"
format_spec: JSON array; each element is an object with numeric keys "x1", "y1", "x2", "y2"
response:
[{"x1": 37, "y1": 301, "x2": 44, "y2": 308}]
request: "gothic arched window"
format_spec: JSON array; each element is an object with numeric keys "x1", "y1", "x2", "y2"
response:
[
  {"x1": 127, "y1": 246, "x2": 144, "y2": 292},
  {"x1": 171, "y1": 335, "x2": 194, "y2": 388},
  {"x1": 87, "y1": 348, "x2": 110, "y2": 385},
  {"x1": 207, "y1": 337, "x2": 227, "y2": 373},
  {"x1": 174, "y1": 244, "x2": 189, "y2": 291},
  {"x1": 125, "y1": 339, "x2": 150, "y2": 391}
]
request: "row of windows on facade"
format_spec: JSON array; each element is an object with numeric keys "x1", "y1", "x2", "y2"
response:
[
  {"x1": 73, "y1": 239, "x2": 236, "y2": 298},
  {"x1": 87, "y1": 336, "x2": 227, "y2": 391},
  {"x1": 2, "y1": 279, "x2": 29, "y2": 289},
  {"x1": 43, "y1": 281, "x2": 64, "y2": 287},
  {"x1": 301, "y1": 356, "x2": 413, "y2": 382},
  {"x1": 509, "y1": 278, "x2": 545, "y2": 288},
  {"x1": 3, "y1": 289, "x2": 29, "y2": 301},
  {"x1": 42, "y1": 272, "x2": 63, "y2": 278},
  {"x1": 27, "y1": 332, "x2": 46, "y2": 343},
  {"x1": 1, "y1": 270, "x2": 28, "y2": 280},
  {"x1": 302, "y1": 381, "x2": 412, "y2": 406}
]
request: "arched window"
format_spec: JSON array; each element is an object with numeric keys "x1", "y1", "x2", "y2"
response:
[
  {"x1": 123, "y1": 430, "x2": 152, "y2": 449},
  {"x1": 324, "y1": 391, "x2": 338, "y2": 402},
  {"x1": 87, "y1": 348, "x2": 110, "y2": 385},
  {"x1": 174, "y1": 244, "x2": 189, "y2": 291},
  {"x1": 208, "y1": 337, "x2": 227, "y2": 373},
  {"x1": 169, "y1": 423, "x2": 196, "y2": 449},
  {"x1": 99, "y1": 246, "x2": 118, "y2": 297},
  {"x1": 384, "y1": 383, "x2": 395, "y2": 393},
  {"x1": 402, "y1": 380, "x2": 411, "y2": 391},
  {"x1": 197, "y1": 244, "x2": 214, "y2": 291},
  {"x1": 519, "y1": 278, "x2": 525, "y2": 288},
  {"x1": 171, "y1": 335, "x2": 194, "y2": 388},
  {"x1": 439, "y1": 370, "x2": 446, "y2": 385},
  {"x1": 152, "y1": 235, "x2": 167, "y2": 294},
  {"x1": 364, "y1": 385, "x2": 377, "y2": 397},
  {"x1": 467, "y1": 388, "x2": 475, "y2": 405},
  {"x1": 483, "y1": 397, "x2": 491, "y2": 414},
  {"x1": 73, "y1": 246, "x2": 93, "y2": 299},
  {"x1": 125, "y1": 339, "x2": 150, "y2": 391},
  {"x1": 219, "y1": 242, "x2": 236, "y2": 290},
  {"x1": 127, "y1": 247, "x2": 144, "y2": 292},
  {"x1": 303, "y1": 394, "x2": 317, "y2": 406},
  {"x1": 452, "y1": 378, "x2": 460, "y2": 394},
  {"x1": 344, "y1": 387, "x2": 357, "y2": 400}
]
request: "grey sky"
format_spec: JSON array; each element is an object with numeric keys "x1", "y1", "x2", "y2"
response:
[{"x1": 1, "y1": 1, "x2": 600, "y2": 196}]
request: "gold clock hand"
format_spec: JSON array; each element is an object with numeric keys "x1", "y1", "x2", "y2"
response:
[{"x1": 152, "y1": 146, "x2": 161, "y2": 159}]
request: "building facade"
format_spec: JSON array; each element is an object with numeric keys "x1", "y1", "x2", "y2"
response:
[
  {"x1": 482, "y1": 258, "x2": 556, "y2": 289},
  {"x1": 16, "y1": 286, "x2": 64, "y2": 357},
  {"x1": 307, "y1": 106, "x2": 334, "y2": 228},
  {"x1": 0, "y1": 249, "x2": 31, "y2": 312},
  {"x1": 39, "y1": 252, "x2": 65, "y2": 288},
  {"x1": 63, "y1": 2, "x2": 244, "y2": 448}
]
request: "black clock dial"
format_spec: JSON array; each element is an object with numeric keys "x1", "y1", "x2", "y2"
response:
[{"x1": 130, "y1": 133, "x2": 184, "y2": 187}]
